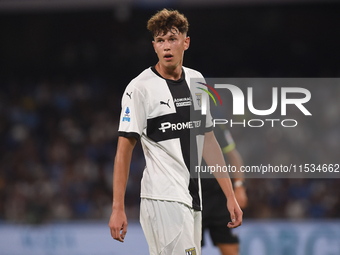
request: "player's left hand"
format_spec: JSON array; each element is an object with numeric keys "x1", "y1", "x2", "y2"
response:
[
  {"x1": 109, "y1": 207, "x2": 128, "y2": 242},
  {"x1": 226, "y1": 197, "x2": 243, "y2": 228}
]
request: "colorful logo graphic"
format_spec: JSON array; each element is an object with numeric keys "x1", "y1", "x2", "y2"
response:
[
  {"x1": 196, "y1": 82, "x2": 222, "y2": 107},
  {"x1": 122, "y1": 107, "x2": 131, "y2": 122}
]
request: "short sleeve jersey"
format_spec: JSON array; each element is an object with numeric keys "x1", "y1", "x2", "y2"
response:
[{"x1": 118, "y1": 66, "x2": 213, "y2": 210}]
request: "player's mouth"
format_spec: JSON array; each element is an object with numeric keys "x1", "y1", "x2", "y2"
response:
[{"x1": 164, "y1": 54, "x2": 173, "y2": 61}]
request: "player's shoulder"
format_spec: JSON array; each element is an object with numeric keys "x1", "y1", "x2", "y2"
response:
[
  {"x1": 183, "y1": 66, "x2": 204, "y2": 78},
  {"x1": 126, "y1": 67, "x2": 157, "y2": 92}
]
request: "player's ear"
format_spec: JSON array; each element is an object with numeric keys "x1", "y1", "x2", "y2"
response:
[
  {"x1": 184, "y1": 36, "x2": 190, "y2": 51},
  {"x1": 152, "y1": 40, "x2": 156, "y2": 53}
]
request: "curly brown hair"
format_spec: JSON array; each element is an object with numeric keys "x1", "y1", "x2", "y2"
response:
[{"x1": 147, "y1": 9, "x2": 189, "y2": 37}]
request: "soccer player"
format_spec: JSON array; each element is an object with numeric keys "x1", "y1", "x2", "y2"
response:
[
  {"x1": 109, "y1": 9, "x2": 242, "y2": 255},
  {"x1": 201, "y1": 125, "x2": 247, "y2": 255}
]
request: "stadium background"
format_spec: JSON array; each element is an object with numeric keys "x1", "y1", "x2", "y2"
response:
[{"x1": 0, "y1": 0, "x2": 340, "y2": 254}]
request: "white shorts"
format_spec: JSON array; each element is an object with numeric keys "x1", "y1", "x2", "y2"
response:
[{"x1": 140, "y1": 198, "x2": 202, "y2": 255}]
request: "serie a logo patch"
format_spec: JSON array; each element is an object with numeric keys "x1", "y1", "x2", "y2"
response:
[
  {"x1": 185, "y1": 247, "x2": 196, "y2": 255},
  {"x1": 122, "y1": 107, "x2": 131, "y2": 122}
]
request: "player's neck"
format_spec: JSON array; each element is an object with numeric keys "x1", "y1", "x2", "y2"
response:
[{"x1": 155, "y1": 62, "x2": 183, "y2": 81}]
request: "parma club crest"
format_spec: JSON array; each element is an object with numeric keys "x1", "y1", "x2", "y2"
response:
[
  {"x1": 185, "y1": 247, "x2": 196, "y2": 255},
  {"x1": 195, "y1": 93, "x2": 202, "y2": 107}
]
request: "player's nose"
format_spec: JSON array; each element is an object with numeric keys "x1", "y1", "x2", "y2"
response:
[{"x1": 163, "y1": 40, "x2": 171, "y2": 50}]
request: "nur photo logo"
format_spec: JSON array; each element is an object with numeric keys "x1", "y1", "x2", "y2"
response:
[{"x1": 194, "y1": 78, "x2": 312, "y2": 128}]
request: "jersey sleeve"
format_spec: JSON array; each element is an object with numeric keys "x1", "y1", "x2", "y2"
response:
[
  {"x1": 184, "y1": 66, "x2": 213, "y2": 132},
  {"x1": 118, "y1": 84, "x2": 147, "y2": 140},
  {"x1": 199, "y1": 75, "x2": 213, "y2": 132},
  {"x1": 202, "y1": 79, "x2": 213, "y2": 132}
]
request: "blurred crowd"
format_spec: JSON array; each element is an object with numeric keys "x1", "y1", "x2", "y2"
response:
[
  {"x1": 0, "y1": 79, "x2": 339, "y2": 224},
  {"x1": 0, "y1": 80, "x2": 145, "y2": 223}
]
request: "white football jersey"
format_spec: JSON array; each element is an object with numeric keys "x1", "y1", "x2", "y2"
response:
[{"x1": 118, "y1": 66, "x2": 213, "y2": 210}]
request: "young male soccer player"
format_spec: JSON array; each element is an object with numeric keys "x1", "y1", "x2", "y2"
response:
[
  {"x1": 201, "y1": 126, "x2": 248, "y2": 255},
  {"x1": 109, "y1": 9, "x2": 242, "y2": 255}
]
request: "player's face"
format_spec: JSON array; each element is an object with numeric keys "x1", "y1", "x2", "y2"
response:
[{"x1": 153, "y1": 28, "x2": 190, "y2": 71}]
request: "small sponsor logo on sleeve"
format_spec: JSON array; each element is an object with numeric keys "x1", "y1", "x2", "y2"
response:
[
  {"x1": 126, "y1": 92, "x2": 132, "y2": 99},
  {"x1": 122, "y1": 107, "x2": 131, "y2": 122}
]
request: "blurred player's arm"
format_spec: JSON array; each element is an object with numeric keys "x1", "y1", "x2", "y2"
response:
[
  {"x1": 225, "y1": 148, "x2": 248, "y2": 209},
  {"x1": 203, "y1": 130, "x2": 243, "y2": 228},
  {"x1": 109, "y1": 136, "x2": 137, "y2": 242}
]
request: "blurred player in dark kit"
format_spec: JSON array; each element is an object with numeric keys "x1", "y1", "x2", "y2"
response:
[{"x1": 202, "y1": 125, "x2": 247, "y2": 255}]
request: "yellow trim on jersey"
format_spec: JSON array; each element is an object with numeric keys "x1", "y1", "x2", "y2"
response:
[{"x1": 222, "y1": 143, "x2": 235, "y2": 154}]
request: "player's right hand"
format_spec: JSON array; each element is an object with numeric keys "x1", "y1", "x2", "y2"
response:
[
  {"x1": 109, "y1": 208, "x2": 128, "y2": 242},
  {"x1": 226, "y1": 197, "x2": 243, "y2": 229},
  {"x1": 234, "y1": 186, "x2": 248, "y2": 209}
]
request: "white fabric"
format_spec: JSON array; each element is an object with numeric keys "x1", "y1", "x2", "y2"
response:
[
  {"x1": 118, "y1": 67, "x2": 213, "y2": 209},
  {"x1": 140, "y1": 198, "x2": 202, "y2": 255}
]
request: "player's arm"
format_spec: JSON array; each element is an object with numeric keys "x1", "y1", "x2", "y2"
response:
[
  {"x1": 225, "y1": 148, "x2": 248, "y2": 209},
  {"x1": 109, "y1": 136, "x2": 137, "y2": 242},
  {"x1": 202, "y1": 130, "x2": 243, "y2": 228}
]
